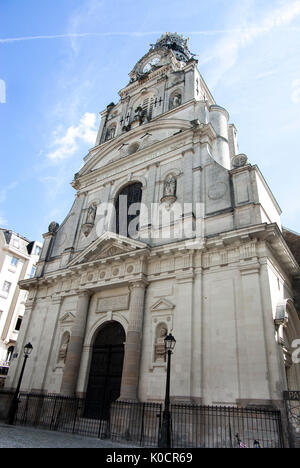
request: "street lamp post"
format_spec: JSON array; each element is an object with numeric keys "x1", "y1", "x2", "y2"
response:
[
  {"x1": 158, "y1": 333, "x2": 176, "y2": 448},
  {"x1": 7, "y1": 342, "x2": 33, "y2": 425}
]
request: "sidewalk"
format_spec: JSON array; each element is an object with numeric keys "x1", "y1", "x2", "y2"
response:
[{"x1": 0, "y1": 423, "x2": 138, "y2": 448}]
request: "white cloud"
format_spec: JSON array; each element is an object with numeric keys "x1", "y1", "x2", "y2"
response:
[
  {"x1": 0, "y1": 31, "x2": 164, "y2": 45},
  {"x1": 46, "y1": 112, "x2": 98, "y2": 161}
]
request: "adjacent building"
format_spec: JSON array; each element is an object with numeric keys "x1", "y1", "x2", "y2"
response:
[
  {"x1": 5, "y1": 33, "x2": 300, "y2": 440},
  {"x1": 0, "y1": 228, "x2": 42, "y2": 385}
]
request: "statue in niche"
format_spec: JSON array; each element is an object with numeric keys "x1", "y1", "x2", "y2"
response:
[
  {"x1": 86, "y1": 204, "x2": 97, "y2": 225},
  {"x1": 170, "y1": 93, "x2": 181, "y2": 110},
  {"x1": 154, "y1": 326, "x2": 168, "y2": 362},
  {"x1": 57, "y1": 333, "x2": 70, "y2": 364},
  {"x1": 82, "y1": 203, "x2": 97, "y2": 237},
  {"x1": 105, "y1": 126, "x2": 116, "y2": 141},
  {"x1": 163, "y1": 175, "x2": 177, "y2": 197}
]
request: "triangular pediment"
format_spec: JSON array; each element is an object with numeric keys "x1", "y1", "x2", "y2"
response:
[
  {"x1": 68, "y1": 232, "x2": 148, "y2": 267},
  {"x1": 151, "y1": 298, "x2": 175, "y2": 312},
  {"x1": 60, "y1": 311, "x2": 76, "y2": 324}
]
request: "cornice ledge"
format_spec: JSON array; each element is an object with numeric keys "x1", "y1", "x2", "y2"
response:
[
  {"x1": 19, "y1": 277, "x2": 38, "y2": 290},
  {"x1": 263, "y1": 223, "x2": 300, "y2": 276},
  {"x1": 198, "y1": 122, "x2": 217, "y2": 142},
  {"x1": 205, "y1": 223, "x2": 268, "y2": 248}
]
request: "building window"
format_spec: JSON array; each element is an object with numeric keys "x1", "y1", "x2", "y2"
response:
[
  {"x1": 2, "y1": 281, "x2": 11, "y2": 293},
  {"x1": 13, "y1": 238, "x2": 19, "y2": 248},
  {"x1": 11, "y1": 256, "x2": 18, "y2": 267},
  {"x1": 34, "y1": 245, "x2": 41, "y2": 256},
  {"x1": 15, "y1": 317, "x2": 22, "y2": 331},
  {"x1": 29, "y1": 266, "x2": 36, "y2": 278},
  {"x1": 6, "y1": 346, "x2": 14, "y2": 362}
]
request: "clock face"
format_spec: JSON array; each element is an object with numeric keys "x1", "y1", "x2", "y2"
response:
[{"x1": 142, "y1": 56, "x2": 161, "y2": 73}]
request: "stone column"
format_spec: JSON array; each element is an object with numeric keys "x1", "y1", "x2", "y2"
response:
[
  {"x1": 60, "y1": 291, "x2": 90, "y2": 396},
  {"x1": 119, "y1": 280, "x2": 147, "y2": 401}
]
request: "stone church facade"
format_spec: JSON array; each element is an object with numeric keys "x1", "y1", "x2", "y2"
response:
[{"x1": 6, "y1": 33, "x2": 300, "y2": 412}]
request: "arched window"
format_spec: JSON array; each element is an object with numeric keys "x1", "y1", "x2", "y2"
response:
[{"x1": 115, "y1": 182, "x2": 142, "y2": 238}]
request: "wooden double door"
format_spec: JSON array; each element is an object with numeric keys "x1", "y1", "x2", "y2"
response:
[{"x1": 84, "y1": 322, "x2": 125, "y2": 419}]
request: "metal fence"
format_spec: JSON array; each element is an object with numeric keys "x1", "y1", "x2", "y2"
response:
[
  {"x1": 13, "y1": 393, "x2": 162, "y2": 446},
  {"x1": 170, "y1": 404, "x2": 284, "y2": 448},
  {"x1": 283, "y1": 391, "x2": 300, "y2": 448},
  {"x1": 0, "y1": 391, "x2": 284, "y2": 448}
]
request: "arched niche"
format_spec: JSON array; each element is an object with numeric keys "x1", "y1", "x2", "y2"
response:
[{"x1": 169, "y1": 89, "x2": 182, "y2": 110}]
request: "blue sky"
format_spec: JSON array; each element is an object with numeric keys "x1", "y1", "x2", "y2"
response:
[{"x1": 0, "y1": 0, "x2": 300, "y2": 242}]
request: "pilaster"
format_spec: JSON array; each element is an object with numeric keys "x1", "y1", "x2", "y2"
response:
[
  {"x1": 60, "y1": 290, "x2": 91, "y2": 396},
  {"x1": 173, "y1": 271, "x2": 194, "y2": 402}
]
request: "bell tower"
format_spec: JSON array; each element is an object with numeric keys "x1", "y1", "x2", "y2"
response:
[{"x1": 95, "y1": 32, "x2": 215, "y2": 147}]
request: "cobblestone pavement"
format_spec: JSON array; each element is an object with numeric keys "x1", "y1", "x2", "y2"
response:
[{"x1": 0, "y1": 423, "x2": 138, "y2": 448}]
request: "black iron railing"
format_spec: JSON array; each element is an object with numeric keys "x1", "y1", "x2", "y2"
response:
[
  {"x1": 0, "y1": 391, "x2": 284, "y2": 448},
  {"x1": 170, "y1": 404, "x2": 284, "y2": 448}
]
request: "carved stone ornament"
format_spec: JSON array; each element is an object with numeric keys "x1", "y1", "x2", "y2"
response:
[
  {"x1": 232, "y1": 153, "x2": 248, "y2": 168},
  {"x1": 82, "y1": 223, "x2": 93, "y2": 237},
  {"x1": 48, "y1": 221, "x2": 59, "y2": 234},
  {"x1": 208, "y1": 182, "x2": 228, "y2": 200}
]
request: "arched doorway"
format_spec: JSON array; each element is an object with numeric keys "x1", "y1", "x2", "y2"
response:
[
  {"x1": 84, "y1": 321, "x2": 125, "y2": 419},
  {"x1": 115, "y1": 182, "x2": 142, "y2": 238}
]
